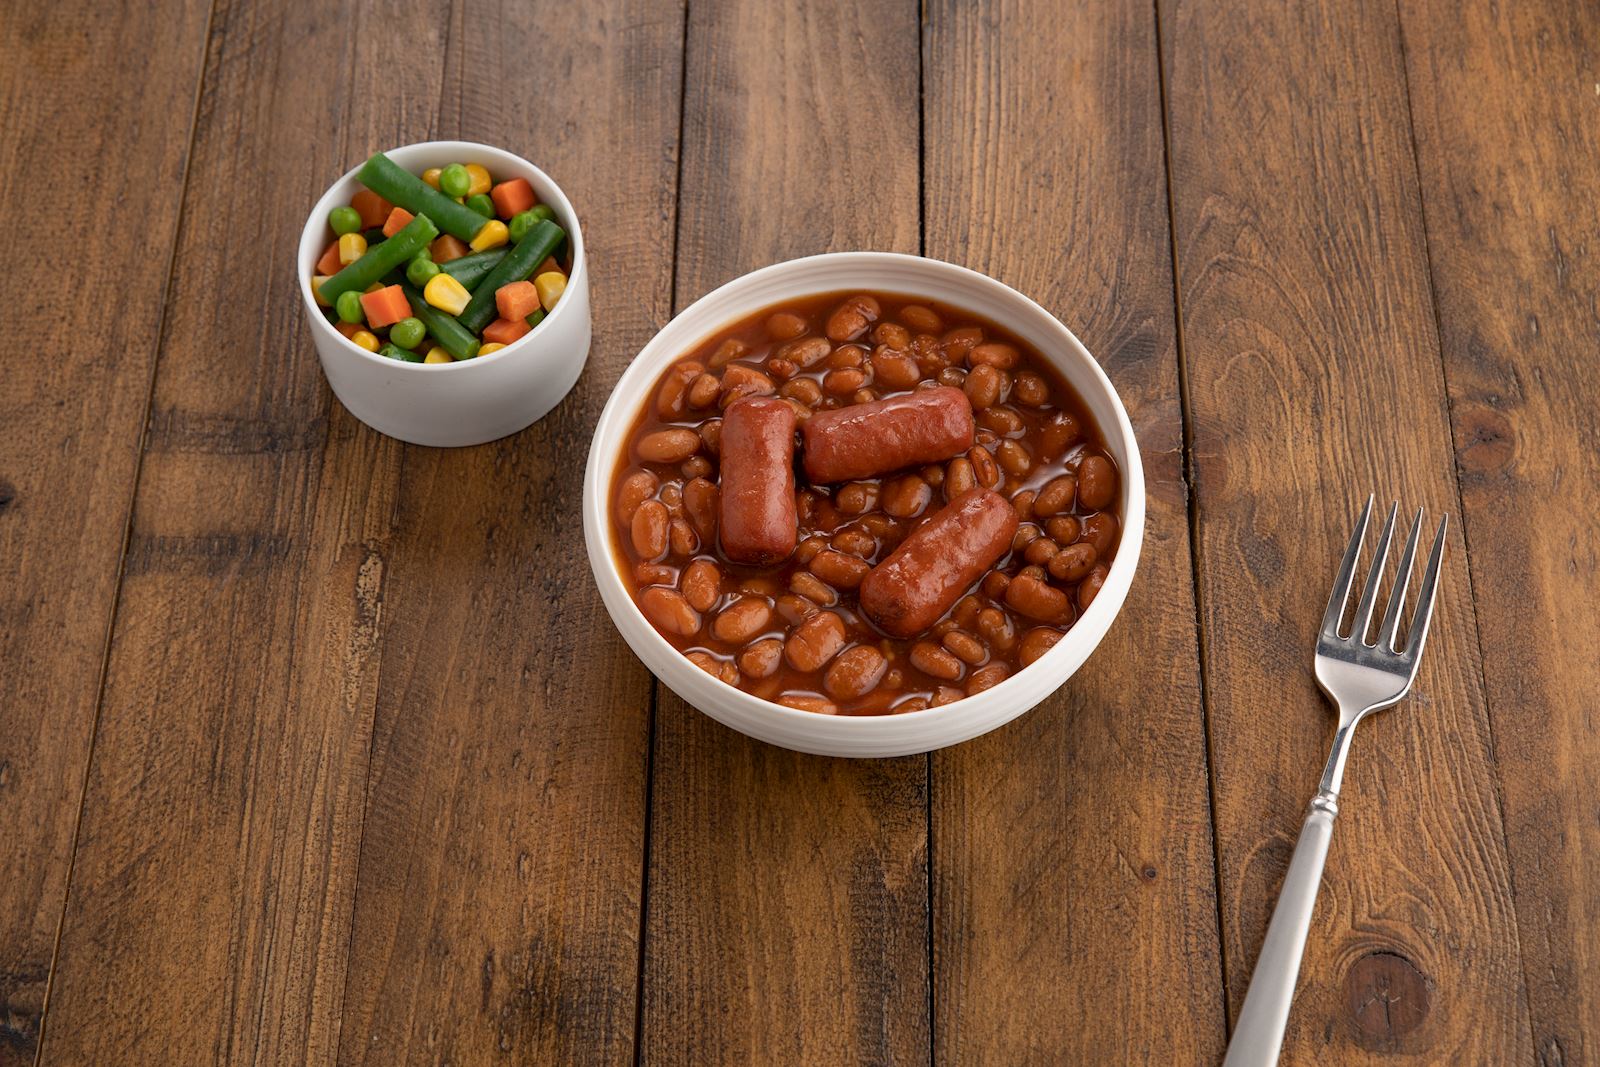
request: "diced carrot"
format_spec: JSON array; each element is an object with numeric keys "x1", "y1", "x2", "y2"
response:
[
  {"x1": 351, "y1": 190, "x2": 393, "y2": 230},
  {"x1": 482, "y1": 317, "x2": 531, "y2": 346},
  {"x1": 382, "y1": 207, "x2": 415, "y2": 238},
  {"x1": 360, "y1": 285, "x2": 411, "y2": 329},
  {"x1": 335, "y1": 320, "x2": 363, "y2": 339},
  {"x1": 429, "y1": 234, "x2": 469, "y2": 263},
  {"x1": 495, "y1": 280, "x2": 541, "y2": 322},
  {"x1": 490, "y1": 178, "x2": 536, "y2": 220},
  {"x1": 316, "y1": 241, "x2": 343, "y2": 276},
  {"x1": 534, "y1": 255, "x2": 562, "y2": 277}
]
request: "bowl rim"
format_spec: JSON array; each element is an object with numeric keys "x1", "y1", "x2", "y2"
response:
[
  {"x1": 297, "y1": 139, "x2": 587, "y2": 373},
  {"x1": 583, "y1": 250, "x2": 1146, "y2": 736}
]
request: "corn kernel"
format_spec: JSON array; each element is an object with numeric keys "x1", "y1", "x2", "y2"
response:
[
  {"x1": 338, "y1": 232, "x2": 367, "y2": 265},
  {"x1": 312, "y1": 275, "x2": 333, "y2": 306},
  {"x1": 478, "y1": 342, "x2": 507, "y2": 356},
  {"x1": 423, "y1": 273, "x2": 472, "y2": 315},
  {"x1": 350, "y1": 330, "x2": 380, "y2": 352},
  {"x1": 469, "y1": 219, "x2": 509, "y2": 252},
  {"x1": 464, "y1": 163, "x2": 492, "y2": 197},
  {"x1": 534, "y1": 270, "x2": 566, "y2": 311},
  {"x1": 423, "y1": 348, "x2": 453, "y2": 364},
  {"x1": 422, "y1": 167, "x2": 443, "y2": 189}
]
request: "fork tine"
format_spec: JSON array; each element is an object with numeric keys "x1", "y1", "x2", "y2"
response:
[
  {"x1": 1350, "y1": 501, "x2": 1399, "y2": 643},
  {"x1": 1321, "y1": 493, "x2": 1374, "y2": 637},
  {"x1": 1402, "y1": 514, "x2": 1450, "y2": 662},
  {"x1": 1377, "y1": 507, "x2": 1425, "y2": 650}
]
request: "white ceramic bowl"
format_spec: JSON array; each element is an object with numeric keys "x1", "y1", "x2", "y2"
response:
[
  {"x1": 297, "y1": 141, "x2": 590, "y2": 447},
  {"x1": 583, "y1": 253, "x2": 1145, "y2": 757}
]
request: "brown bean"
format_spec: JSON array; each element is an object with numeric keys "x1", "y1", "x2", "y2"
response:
[
  {"x1": 1077, "y1": 454, "x2": 1117, "y2": 510},
  {"x1": 810, "y1": 549, "x2": 871, "y2": 590},
  {"x1": 775, "y1": 593, "x2": 818, "y2": 625},
  {"x1": 824, "y1": 645, "x2": 888, "y2": 699},
  {"x1": 1010, "y1": 488, "x2": 1037, "y2": 522},
  {"x1": 1039, "y1": 412, "x2": 1083, "y2": 457},
  {"x1": 685, "y1": 650, "x2": 729, "y2": 682},
  {"x1": 872, "y1": 321, "x2": 911, "y2": 349},
  {"x1": 969, "y1": 446, "x2": 1001, "y2": 489},
  {"x1": 777, "y1": 336, "x2": 833, "y2": 368},
  {"x1": 857, "y1": 513, "x2": 899, "y2": 538},
  {"x1": 944, "y1": 457, "x2": 976, "y2": 501},
  {"x1": 963, "y1": 363, "x2": 1002, "y2": 409},
  {"x1": 967, "y1": 663, "x2": 1009, "y2": 695},
  {"x1": 784, "y1": 611, "x2": 847, "y2": 671},
  {"x1": 767, "y1": 311, "x2": 809, "y2": 340},
  {"x1": 686, "y1": 372, "x2": 722, "y2": 409},
  {"x1": 1044, "y1": 515, "x2": 1081, "y2": 544},
  {"x1": 766, "y1": 357, "x2": 797, "y2": 380},
  {"x1": 976, "y1": 607, "x2": 1016, "y2": 652},
  {"x1": 978, "y1": 406, "x2": 1023, "y2": 435},
  {"x1": 1033, "y1": 474, "x2": 1079, "y2": 516},
  {"x1": 921, "y1": 463, "x2": 945, "y2": 488},
  {"x1": 1078, "y1": 564, "x2": 1109, "y2": 612},
  {"x1": 981, "y1": 570, "x2": 1011, "y2": 601},
  {"x1": 882, "y1": 474, "x2": 932, "y2": 518},
  {"x1": 836, "y1": 482, "x2": 879, "y2": 515},
  {"x1": 698, "y1": 419, "x2": 722, "y2": 455},
  {"x1": 1019, "y1": 627, "x2": 1063, "y2": 666},
  {"x1": 712, "y1": 597, "x2": 773, "y2": 643},
  {"x1": 870, "y1": 348, "x2": 921, "y2": 390},
  {"x1": 740, "y1": 576, "x2": 781, "y2": 597},
  {"x1": 680, "y1": 455, "x2": 712, "y2": 480},
  {"x1": 707, "y1": 338, "x2": 749, "y2": 368},
  {"x1": 941, "y1": 326, "x2": 984, "y2": 363},
  {"x1": 658, "y1": 482, "x2": 683, "y2": 512},
  {"x1": 900, "y1": 305, "x2": 943, "y2": 333},
  {"x1": 910, "y1": 641, "x2": 964, "y2": 681},
  {"x1": 937, "y1": 366, "x2": 967, "y2": 389},
  {"x1": 738, "y1": 638, "x2": 785, "y2": 679},
  {"x1": 615, "y1": 470, "x2": 658, "y2": 522},
  {"x1": 635, "y1": 563, "x2": 676, "y2": 586},
  {"x1": 637, "y1": 428, "x2": 701, "y2": 464},
  {"x1": 931, "y1": 686, "x2": 964, "y2": 706},
  {"x1": 790, "y1": 570, "x2": 838, "y2": 606},
  {"x1": 826, "y1": 294, "x2": 881, "y2": 341},
  {"x1": 996, "y1": 439, "x2": 1032, "y2": 477},
  {"x1": 896, "y1": 696, "x2": 931, "y2": 714},
  {"x1": 1023, "y1": 537, "x2": 1060, "y2": 565},
  {"x1": 639, "y1": 587, "x2": 701, "y2": 636},
  {"x1": 668, "y1": 518, "x2": 698, "y2": 557},
  {"x1": 1005, "y1": 574, "x2": 1070, "y2": 621},
  {"x1": 1012, "y1": 522, "x2": 1041, "y2": 552},
  {"x1": 1011, "y1": 371, "x2": 1049, "y2": 407},
  {"x1": 1018, "y1": 563, "x2": 1047, "y2": 582},
  {"x1": 1082, "y1": 512, "x2": 1120, "y2": 557},
  {"x1": 1048, "y1": 542, "x2": 1098, "y2": 582},
  {"x1": 969, "y1": 342, "x2": 1019, "y2": 369},
  {"x1": 794, "y1": 534, "x2": 827, "y2": 564},
  {"x1": 831, "y1": 528, "x2": 877, "y2": 557},
  {"x1": 953, "y1": 595, "x2": 983, "y2": 628},
  {"x1": 655, "y1": 360, "x2": 705, "y2": 418},
  {"x1": 777, "y1": 694, "x2": 839, "y2": 715},
  {"x1": 631, "y1": 500, "x2": 670, "y2": 560},
  {"x1": 720, "y1": 364, "x2": 776, "y2": 406},
  {"x1": 824, "y1": 367, "x2": 867, "y2": 395},
  {"x1": 682, "y1": 477, "x2": 719, "y2": 544},
  {"x1": 942, "y1": 629, "x2": 987, "y2": 665},
  {"x1": 825, "y1": 345, "x2": 865, "y2": 370},
  {"x1": 680, "y1": 558, "x2": 722, "y2": 612}
]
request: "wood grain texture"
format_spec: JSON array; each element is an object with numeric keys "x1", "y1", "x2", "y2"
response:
[
  {"x1": 35, "y1": 1, "x2": 449, "y2": 1061},
  {"x1": 922, "y1": 0, "x2": 1226, "y2": 1061},
  {"x1": 1398, "y1": 0, "x2": 1600, "y2": 1060},
  {"x1": 0, "y1": 1, "x2": 212, "y2": 1062},
  {"x1": 640, "y1": 2, "x2": 927, "y2": 1063},
  {"x1": 1160, "y1": 0, "x2": 1534, "y2": 1061},
  {"x1": 332, "y1": 1, "x2": 682, "y2": 1063}
]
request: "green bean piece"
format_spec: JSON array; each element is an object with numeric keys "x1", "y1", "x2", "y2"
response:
[
  {"x1": 400, "y1": 281, "x2": 481, "y2": 360},
  {"x1": 335, "y1": 290, "x2": 365, "y2": 324},
  {"x1": 456, "y1": 220, "x2": 565, "y2": 334},
  {"x1": 390, "y1": 317, "x2": 426, "y2": 350},
  {"x1": 465, "y1": 193, "x2": 495, "y2": 219},
  {"x1": 355, "y1": 152, "x2": 486, "y2": 242},
  {"x1": 524, "y1": 307, "x2": 546, "y2": 329},
  {"x1": 379, "y1": 342, "x2": 423, "y2": 363},
  {"x1": 406, "y1": 254, "x2": 441, "y2": 287},
  {"x1": 329, "y1": 205, "x2": 362, "y2": 235},
  {"x1": 318, "y1": 213, "x2": 439, "y2": 304},
  {"x1": 439, "y1": 249, "x2": 509, "y2": 291}
]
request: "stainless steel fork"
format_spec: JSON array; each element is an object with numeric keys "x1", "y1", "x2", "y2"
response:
[{"x1": 1222, "y1": 495, "x2": 1450, "y2": 1067}]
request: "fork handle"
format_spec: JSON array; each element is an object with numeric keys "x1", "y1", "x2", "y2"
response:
[{"x1": 1221, "y1": 790, "x2": 1339, "y2": 1067}]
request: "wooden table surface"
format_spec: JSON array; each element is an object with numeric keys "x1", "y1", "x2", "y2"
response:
[{"x1": 4, "y1": 0, "x2": 1596, "y2": 1063}]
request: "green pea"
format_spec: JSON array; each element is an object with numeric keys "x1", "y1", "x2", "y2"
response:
[
  {"x1": 465, "y1": 193, "x2": 495, "y2": 219},
  {"x1": 390, "y1": 317, "x2": 426, "y2": 350},
  {"x1": 406, "y1": 254, "x2": 440, "y2": 287},
  {"x1": 329, "y1": 205, "x2": 362, "y2": 235},
  {"x1": 439, "y1": 163, "x2": 471, "y2": 199},
  {"x1": 335, "y1": 289, "x2": 365, "y2": 324},
  {"x1": 526, "y1": 203, "x2": 555, "y2": 223},
  {"x1": 508, "y1": 211, "x2": 536, "y2": 242}
]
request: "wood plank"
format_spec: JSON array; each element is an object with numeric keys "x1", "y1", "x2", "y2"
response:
[
  {"x1": 922, "y1": 0, "x2": 1226, "y2": 1060},
  {"x1": 1398, "y1": 0, "x2": 1600, "y2": 1057},
  {"x1": 331, "y1": 2, "x2": 683, "y2": 1063},
  {"x1": 1160, "y1": 0, "x2": 1534, "y2": 1061},
  {"x1": 34, "y1": 1, "x2": 451, "y2": 1061},
  {"x1": 0, "y1": 1, "x2": 212, "y2": 1061},
  {"x1": 639, "y1": 2, "x2": 927, "y2": 1063}
]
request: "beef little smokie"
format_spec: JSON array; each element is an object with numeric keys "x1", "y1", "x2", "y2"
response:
[{"x1": 611, "y1": 291, "x2": 1121, "y2": 715}]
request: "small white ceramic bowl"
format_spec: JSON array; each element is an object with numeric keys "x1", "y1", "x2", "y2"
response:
[
  {"x1": 583, "y1": 252, "x2": 1145, "y2": 757},
  {"x1": 297, "y1": 141, "x2": 590, "y2": 447}
]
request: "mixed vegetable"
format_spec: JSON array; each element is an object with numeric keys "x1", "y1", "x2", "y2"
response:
[{"x1": 310, "y1": 151, "x2": 571, "y2": 363}]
